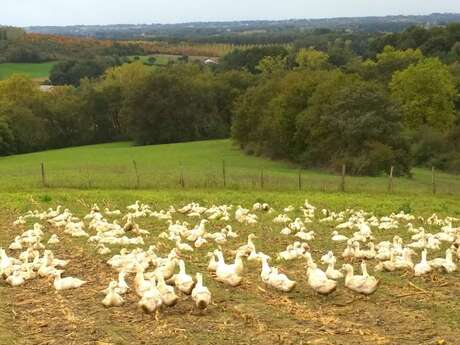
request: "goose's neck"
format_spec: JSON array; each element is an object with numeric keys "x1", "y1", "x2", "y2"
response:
[
  {"x1": 345, "y1": 267, "x2": 354, "y2": 283},
  {"x1": 196, "y1": 274, "x2": 203, "y2": 287},
  {"x1": 305, "y1": 255, "x2": 314, "y2": 267},
  {"x1": 157, "y1": 274, "x2": 166, "y2": 287},
  {"x1": 179, "y1": 261, "x2": 186, "y2": 274},
  {"x1": 361, "y1": 263, "x2": 368, "y2": 276},
  {"x1": 216, "y1": 251, "x2": 225, "y2": 264},
  {"x1": 136, "y1": 268, "x2": 144, "y2": 281},
  {"x1": 234, "y1": 254, "x2": 242, "y2": 265},
  {"x1": 421, "y1": 251, "x2": 427, "y2": 263},
  {"x1": 261, "y1": 257, "x2": 270, "y2": 272}
]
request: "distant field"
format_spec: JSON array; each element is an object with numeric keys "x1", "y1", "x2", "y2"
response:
[
  {"x1": 1, "y1": 139, "x2": 459, "y2": 195},
  {"x1": 128, "y1": 54, "x2": 215, "y2": 66},
  {"x1": 0, "y1": 62, "x2": 55, "y2": 80}
]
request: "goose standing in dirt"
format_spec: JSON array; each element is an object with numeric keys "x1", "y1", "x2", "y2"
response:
[
  {"x1": 191, "y1": 273, "x2": 212, "y2": 310},
  {"x1": 260, "y1": 255, "x2": 296, "y2": 292},
  {"x1": 169, "y1": 260, "x2": 195, "y2": 295},
  {"x1": 342, "y1": 264, "x2": 379, "y2": 295},
  {"x1": 139, "y1": 283, "x2": 163, "y2": 316},
  {"x1": 414, "y1": 249, "x2": 432, "y2": 276},
  {"x1": 156, "y1": 274, "x2": 179, "y2": 307},
  {"x1": 305, "y1": 253, "x2": 336, "y2": 295},
  {"x1": 102, "y1": 281, "x2": 124, "y2": 307},
  {"x1": 53, "y1": 270, "x2": 87, "y2": 291}
]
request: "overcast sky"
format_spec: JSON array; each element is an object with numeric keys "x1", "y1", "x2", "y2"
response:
[{"x1": 1, "y1": 0, "x2": 460, "y2": 26}]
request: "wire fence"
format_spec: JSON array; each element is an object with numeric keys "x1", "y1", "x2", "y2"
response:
[{"x1": 3, "y1": 160, "x2": 460, "y2": 196}]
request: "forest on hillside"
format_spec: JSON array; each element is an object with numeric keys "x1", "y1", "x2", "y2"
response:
[{"x1": 0, "y1": 23, "x2": 459, "y2": 176}]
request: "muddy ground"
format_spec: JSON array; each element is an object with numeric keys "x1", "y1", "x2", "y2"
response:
[{"x1": 1, "y1": 201, "x2": 459, "y2": 345}]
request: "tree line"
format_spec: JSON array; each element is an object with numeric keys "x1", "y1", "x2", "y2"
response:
[
  {"x1": 0, "y1": 62, "x2": 252, "y2": 155},
  {"x1": 230, "y1": 46, "x2": 459, "y2": 175}
]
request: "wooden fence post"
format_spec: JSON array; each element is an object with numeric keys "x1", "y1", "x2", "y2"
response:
[
  {"x1": 86, "y1": 163, "x2": 92, "y2": 188},
  {"x1": 180, "y1": 162, "x2": 185, "y2": 188},
  {"x1": 41, "y1": 162, "x2": 47, "y2": 187},
  {"x1": 432, "y1": 166, "x2": 436, "y2": 195},
  {"x1": 388, "y1": 166, "x2": 394, "y2": 193},
  {"x1": 340, "y1": 164, "x2": 346, "y2": 192},
  {"x1": 222, "y1": 160, "x2": 226, "y2": 188},
  {"x1": 298, "y1": 169, "x2": 302, "y2": 191},
  {"x1": 132, "y1": 160, "x2": 140, "y2": 189},
  {"x1": 260, "y1": 168, "x2": 264, "y2": 190}
]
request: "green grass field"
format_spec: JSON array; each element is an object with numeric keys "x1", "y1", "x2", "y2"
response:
[
  {"x1": 1, "y1": 139, "x2": 460, "y2": 196},
  {"x1": 0, "y1": 62, "x2": 55, "y2": 80},
  {"x1": 1, "y1": 140, "x2": 460, "y2": 344}
]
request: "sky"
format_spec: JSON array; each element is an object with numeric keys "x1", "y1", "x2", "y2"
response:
[{"x1": 1, "y1": 0, "x2": 460, "y2": 27}]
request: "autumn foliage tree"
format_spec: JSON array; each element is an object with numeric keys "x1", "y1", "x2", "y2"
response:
[{"x1": 390, "y1": 58, "x2": 456, "y2": 131}]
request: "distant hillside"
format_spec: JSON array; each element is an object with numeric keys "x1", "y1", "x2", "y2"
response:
[{"x1": 26, "y1": 13, "x2": 460, "y2": 40}]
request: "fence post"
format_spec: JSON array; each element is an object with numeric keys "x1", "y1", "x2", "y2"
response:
[
  {"x1": 40, "y1": 162, "x2": 47, "y2": 187},
  {"x1": 298, "y1": 169, "x2": 302, "y2": 191},
  {"x1": 260, "y1": 168, "x2": 264, "y2": 190},
  {"x1": 388, "y1": 165, "x2": 394, "y2": 193},
  {"x1": 180, "y1": 162, "x2": 185, "y2": 188},
  {"x1": 222, "y1": 160, "x2": 226, "y2": 188},
  {"x1": 132, "y1": 160, "x2": 140, "y2": 189},
  {"x1": 432, "y1": 166, "x2": 436, "y2": 195},
  {"x1": 86, "y1": 163, "x2": 92, "y2": 188},
  {"x1": 340, "y1": 164, "x2": 346, "y2": 192}
]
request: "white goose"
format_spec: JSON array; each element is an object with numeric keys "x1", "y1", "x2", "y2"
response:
[
  {"x1": 414, "y1": 249, "x2": 432, "y2": 277},
  {"x1": 260, "y1": 256, "x2": 296, "y2": 292},
  {"x1": 342, "y1": 264, "x2": 379, "y2": 295},
  {"x1": 53, "y1": 270, "x2": 87, "y2": 291},
  {"x1": 169, "y1": 260, "x2": 195, "y2": 295},
  {"x1": 331, "y1": 231, "x2": 348, "y2": 242},
  {"x1": 191, "y1": 273, "x2": 212, "y2": 310},
  {"x1": 138, "y1": 282, "x2": 163, "y2": 315},
  {"x1": 102, "y1": 281, "x2": 124, "y2": 307},
  {"x1": 6, "y1": 270, "x2": 25, "y2": 287},
  {"x1": 375, "y1": 251, "x2": 396, "y2": 272},
  {"x1": 156, "y1": 274, "x2": 179, "y2": 307},
  {"x1": 441, "y1": 249, "x2": 457, "y2": 273},
  {"x1": 304, "y1": 253, "x2": 336, "y2": 295},
  {"x1": 237, "y1": 234, "x2": 257, "y2": 255},
  {"x1": 214, "y1": 250, "x2": 242, "y2": 287},
  {"x1": 207, "y1": 252, "x2": 218, "y2": 271},
  {"x1": 325, "y1": 256, "x2": 343, "y2": 280}
]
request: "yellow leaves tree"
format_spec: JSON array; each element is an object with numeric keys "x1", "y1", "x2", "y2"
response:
[
  {"x1": 295, "y1": 48, "x2": 329, "y2": 70},
  {"x1": 390, "y1": 58, "x2": 456, "y2": 131}
]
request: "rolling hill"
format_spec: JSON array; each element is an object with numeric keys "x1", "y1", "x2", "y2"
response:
[{"x1": 1, "y1": 139, "x2": 459, "y2": 195}]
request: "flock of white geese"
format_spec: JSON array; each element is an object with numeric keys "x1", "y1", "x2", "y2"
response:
[{"x1": 1, "y1": 200, "x2": 460, "y2": 316}]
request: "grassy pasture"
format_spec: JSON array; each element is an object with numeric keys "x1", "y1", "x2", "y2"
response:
[
  {"x1": 0, "y1": 62, "x2": 55, "y2": 80},
  {"x1": 1, "y1": 190, "x2": 460, "y2": 344},
  {"x1": 1, "y1": 139, "x2": 460, "y2": 196}
]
